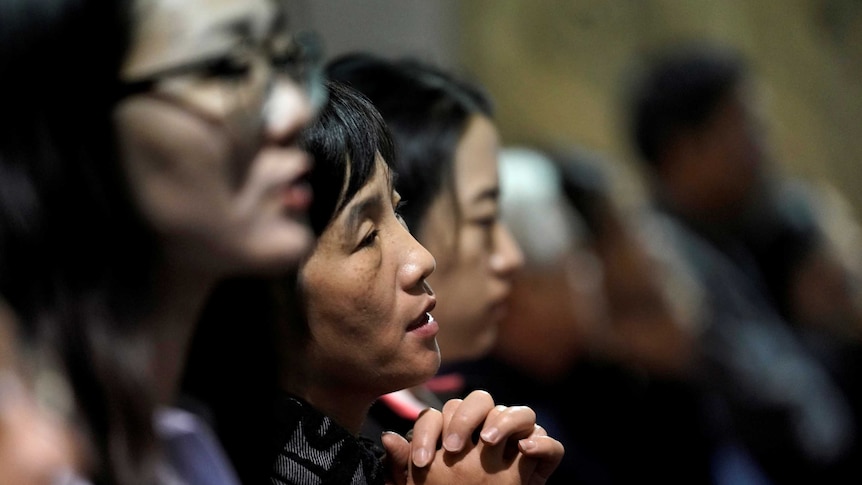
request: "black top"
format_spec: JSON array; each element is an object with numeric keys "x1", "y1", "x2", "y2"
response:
[{"x1": 271, "y1": 393, "x2": 386, "y2": 485}]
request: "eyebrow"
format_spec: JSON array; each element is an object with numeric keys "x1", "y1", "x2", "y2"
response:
[
  {"x1": 342, "y1": 171, "x2": 397, "y2": 236},
  {"x1": 343, "y1": 195, "x2": 378, "y2": 236}
]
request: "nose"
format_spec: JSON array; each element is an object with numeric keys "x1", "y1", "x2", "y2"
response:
[
  {"x1": 399, "y1": 226, "x2": 436, "y2": 294},
  {"x1": 262, "y1": 77, "x2": 315, "y2": 143},
  {"x1": 490, "y1": 222, "x2": 524, "y2": 278}
]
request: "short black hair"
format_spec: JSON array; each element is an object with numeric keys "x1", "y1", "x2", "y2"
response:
[
  {"x1": 327, "y1": 53, "x2": 494, "y2": 236},
  {"x1": 300, "y1": 80, "x2": 397, "y2": 237},
  {"x1": 627, "y1": 42, "x2": 747, "y2": 167}
]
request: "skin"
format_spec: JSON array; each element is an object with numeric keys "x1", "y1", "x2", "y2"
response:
[
  {"x1": 659, "y1": 87, "x2": 766, "y2": 226},
  {"x1": 384, "y1": 390, "x2": 565, "y2": 485},
  {"x1": 418, "y1": 115, "x2": 524, "y2": 363},
  {"x1": 292, "y1": 156, "x2": 439, "y2": 432},
  {"x1": 118, "y1": 0, "x2": 315, "y2": 279},
  {"x1": 493, "y1": 245, "x2": 608, "y2": 381},
  {"x1": 0, "y1": 303, "x2": 81, "y2": 485},
  {"x1": 114, "y1": 0, "x2": 316, "y2": 404}
]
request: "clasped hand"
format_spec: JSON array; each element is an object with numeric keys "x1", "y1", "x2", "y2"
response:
[{"x1": 381, "y1": 390, "x2": 564, "y2": 485}]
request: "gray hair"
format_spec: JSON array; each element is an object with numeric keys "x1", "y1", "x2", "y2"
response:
[{"x1": 499, "y1": 147, "x2": 587, "y2": 268}]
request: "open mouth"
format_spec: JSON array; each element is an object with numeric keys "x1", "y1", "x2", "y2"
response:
[{"x1": 407, "y1": 312, "x2": 434, "y2": 331}]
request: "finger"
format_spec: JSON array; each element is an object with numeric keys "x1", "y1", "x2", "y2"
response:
[
  {"x1": 381, "y1": 432, "x2": 410, "y2": 485},
  {"x1": 440, "y1": 390, "x2": 495, "y2": 453},
  {"x1": 474, "y1": 426, "x2": 523, "y2": 466},
  {"x1": 518, "y1": 435, "x2": 565, "y2": 485},
  {"x1": 478, "y1": 405, "x2": 537, "y2": 445},
  {"x1": 440, "y1": 397, "x2": 464, "y2": 417},
  {"x1": 409, "y1": 407, "x2": 443, "y2": 468}
]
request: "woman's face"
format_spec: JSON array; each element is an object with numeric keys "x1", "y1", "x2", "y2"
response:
[
  {"x1": 114, "y1": 0, "x2": 316, "y2": 276},
  {"x1": 300, "y1": 156, "x2": 439, "y2": 397},
  {"x1": 419, "y1": 115, "x2": 524, "y2": 363}
]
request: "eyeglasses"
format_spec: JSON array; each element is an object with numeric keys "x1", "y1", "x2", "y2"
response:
[{"x1": 117, "y1": 30, "x2": 326, "y2": 135}]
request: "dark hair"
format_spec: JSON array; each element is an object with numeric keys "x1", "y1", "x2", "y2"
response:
[
  {"x1": 0, "y1": 1, "x2": 159, "y2": 483},
  {"x1": 302, "y1": 80, "x2": 398, "y2": 236},
  {"x1": 182, "y1": 80, "x2": 397, "y2": 484},
  {"x1": 627, "y1": 42, "x2": 747, "y2": 167},
  {"x1": 551, "y1": 147, "x2": 614, "y2": 237},
  {"x1": 327, "y1": 53, "x2": 494, "y2": 236}
]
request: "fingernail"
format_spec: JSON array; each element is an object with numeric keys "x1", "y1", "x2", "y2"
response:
[
  {"x1": 480, "y1": 427, "x2": 499, "y2": 443},
  {"x1": 443, "y1": 433, "x2": 462, "y2": 452},
  {"x1": 520, "y1": 439, "x2": 537, "y2": 451},
  {"x1": 413, "y1": 448, "x2": 430, "y2": 467}
]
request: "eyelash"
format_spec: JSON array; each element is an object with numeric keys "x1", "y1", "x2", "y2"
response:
[
  {"x1": 475, "y1": 216, "x2": 496, "y2": 228},
  {"x1": 395, "y1": 200, "x2": 408, "y2": 223},
  {"x1": 202, "y1": 34, "x2": 301, "y2": 82},
  {"x1": 359, "y1": 229, "x2": 379, "y2": 248},
  {"x1": 359, "y1": 200, "x2": 407, "y2": 249},
  {"x1": 202, "y1": 51, "x2": 255, "y2": 80}
]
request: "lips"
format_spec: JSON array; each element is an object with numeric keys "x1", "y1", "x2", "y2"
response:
[
  {"x1": 407, "y1": 300, "x2": 437, "y2": 331},
  {"x1": 282, "y1": 176, "x2": 312, "y2": 213},
  {"x1": 407, "y1": 312, "x2": 434, "y2": 331}
]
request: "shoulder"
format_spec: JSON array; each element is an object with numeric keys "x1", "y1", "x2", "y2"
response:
[{"x1": 272, "y1": 394, "x2": 385, "y2": 485}]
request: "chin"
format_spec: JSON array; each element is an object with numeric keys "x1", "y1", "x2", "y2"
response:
[{"x1": 418, "y1": 355, "x2": 442, "y2": 382}]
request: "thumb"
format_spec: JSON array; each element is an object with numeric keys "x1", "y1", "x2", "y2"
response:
[{"x1": 381, "y1": 431, "x2": 410, "y2": 485}]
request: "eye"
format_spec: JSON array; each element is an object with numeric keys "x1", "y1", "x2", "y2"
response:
[
  {"x1": 474, "y1": 216, "x2": 496, "y2": 228},
  {"x1": 199, "y1": 47, "x2": 256, "y2": 81},
  {"x1": 359, "y1": 229, "x2": 379, "y2": 249}
]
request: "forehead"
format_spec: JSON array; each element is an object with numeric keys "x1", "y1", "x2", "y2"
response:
[
  {"x1": 341, "y1": 155, "x2": 393, "y2": 210},
  {"x1": 452, "y1": 116, "x2": 500, "y2": 205},
  {"x1": 122, "y1": 0, "x2": 279, "y2": 78},
  {"x1": 319, "y1": 157, "x2": 392, "y2": 238}
]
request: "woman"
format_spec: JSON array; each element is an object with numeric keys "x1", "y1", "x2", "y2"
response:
[
  {"x1": 270, "y1": 80, "x2": 564, "y2": 484},
  {"x1": 327, "y1": 53, "x2": 526, "y2": 442},
  {"x1": 1, "y1": 0, "x2": 319, "y2": 482}
]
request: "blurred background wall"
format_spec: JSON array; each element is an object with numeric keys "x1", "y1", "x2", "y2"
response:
[{"x1": 301, "y1": 0, "x2": 862, "y2": 215}]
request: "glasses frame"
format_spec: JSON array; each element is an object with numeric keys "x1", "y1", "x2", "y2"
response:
[{"x1": 116, "y1": 30, "x2": 326, "y2": 114}]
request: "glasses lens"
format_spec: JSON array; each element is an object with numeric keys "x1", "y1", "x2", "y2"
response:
[
  {"x1": 219, "y1": 53, "x2": 270, "y2": 136},
  {"x1": 220, "y1": 30, "x2": 327, "y2": 135},
  {"x1": 275, "y1": 30, "x2": 327, "y2": 111}
]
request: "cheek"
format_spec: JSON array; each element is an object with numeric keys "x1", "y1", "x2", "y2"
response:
[
  {"x1": 446, "y1": 228, "x2": 487, "y2": 274},
  {"x1": 115, "y1": 101, "x2": 234, "y2": 230},
  {"x1": 116, "y1": 99, "x2": 229, "y2": 173},
  {"x1": 303, "y1": 258, "x2": 390, "y2": 331}
]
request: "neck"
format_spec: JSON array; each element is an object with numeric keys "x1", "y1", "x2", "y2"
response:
[
  {"x1": 148, "y1": 265, "x2": 219, "y2": 405},
  {"x1": 282, "y1": 357, "x2": 378, "y2": 435},
  {"x1": 301, "y1": 386, "x2": 376, "y2": 435}
]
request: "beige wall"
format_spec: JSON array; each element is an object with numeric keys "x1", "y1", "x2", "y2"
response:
[{"x1": 458, "y1": 0, "x2": 862, "y2": 214}]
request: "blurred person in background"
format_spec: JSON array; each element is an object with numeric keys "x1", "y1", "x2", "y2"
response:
[
  {"x1": 327, "y1": 53, "x2": 528, "y2": 448},
  {"x1": 623, "y1": 39, "x2": 862, "y2": 484},
  {"x1": 464, "y1": 145, "x2": 713, "y2": 484}
]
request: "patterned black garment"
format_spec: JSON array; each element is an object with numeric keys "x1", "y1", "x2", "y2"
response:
[{"x1": 271, "y1": 393, "x2": 387, "y2": 485}]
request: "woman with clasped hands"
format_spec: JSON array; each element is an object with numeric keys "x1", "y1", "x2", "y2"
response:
[{"x1": 269, "y1": 81, "x2": 564, "y2": 484}]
